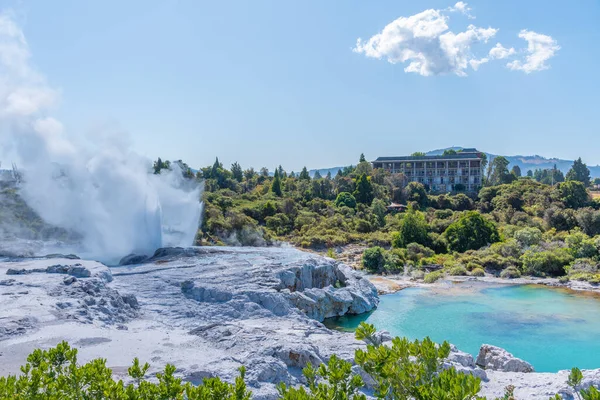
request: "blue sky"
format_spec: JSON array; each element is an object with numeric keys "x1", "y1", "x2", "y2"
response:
[{"x1": 5, "y1": 0, "x2": 600, "y2": 171}]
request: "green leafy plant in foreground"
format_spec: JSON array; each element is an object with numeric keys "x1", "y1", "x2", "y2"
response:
[
  {"x1": 0, "y1": 341, "x2": 252, "y2": 400},
  {"x1": 2, "y1": 329, "x2": 598, "y2": 400}
]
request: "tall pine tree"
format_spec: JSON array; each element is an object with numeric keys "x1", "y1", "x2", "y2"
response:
[
  {"x1": 566, "y1": 158, "x2": 591, "y2": 187},
  {"x1": 271, "y1": 168, "x2": 282, "y2": 196}
]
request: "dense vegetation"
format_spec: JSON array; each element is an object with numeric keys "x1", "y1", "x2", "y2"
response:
[
  {"x1": 162, "y1": 153, "x2": 600, "y2": 283},
  {"x1": 2, "y1": 326, "x2": 596, "y2": 400}
]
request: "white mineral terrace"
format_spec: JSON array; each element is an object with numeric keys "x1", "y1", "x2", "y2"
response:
[{"x1": 0, "y1": 246, "x2": 598, "y2": 399}]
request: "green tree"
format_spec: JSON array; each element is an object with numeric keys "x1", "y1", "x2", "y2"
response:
[
  {"x1": 359, "y1": 153, "x2": 366, "y2": 163},
  {"x1": 488, "y1": 156, "x2": 514, "y2": 186},
  {"x1": 511, "y1": 165, "x2": 522, "y2": 178},
  {"x1": 443, "y1": 149, "x2": 457, "y2": 156},
  {"x1": 444, "y1": 211, "x2": 499, "y2": 252},
  {"x1": 272, "y1": 168, "x2": 283, "y2": 196},
  {"x1": 299, "y1": 167, "x2": 311, "y2": 181},
  {"x1": 392, "y1": 209, "x2": 429, "y2": 248},
  {"x1": 153, "y1": 157, "x2": 171, "y2": 174},
  {"x1": 335, "y1": 192, "x2": 357, "y2": 209},
  {"x1": 411, "y1": 151, "x2": 426, "y2": 157},
  {"x1": 566, "y1": 157, "x2": 591, "y2": 187},
  {"x1": 371, "y1": 199, "x2": 387, "y2": 227},
  {"x1": 353, "y1": 174, "x2": 374, "y2": 205},
  {"x1": 403, "y1": 182, "x2": 429, "y2": 208},
  {"x1": 362, "y1": 246, "x2": 386, "y2": 272},
  {"x1": 556, "y1": 180, "x2": 590, "y2": 209},
  {"x1": 313, "y1": 170, "x2": 322, "y2": 179},
  {"x1": 231, "y1": 162, "x2": 243, "y2": 182}
]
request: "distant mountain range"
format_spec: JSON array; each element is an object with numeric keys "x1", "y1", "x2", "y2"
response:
[{"x1": 309, "y1": 147, "x2": 600, "y2": 178}]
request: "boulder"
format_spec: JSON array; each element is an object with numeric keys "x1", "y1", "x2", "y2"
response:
[
  {"x1": 119, "y1": 254, "x2": 149, "y2": 266},
  {"x1": 475, "y1": 344, "x2": 534, "y2": 373}
]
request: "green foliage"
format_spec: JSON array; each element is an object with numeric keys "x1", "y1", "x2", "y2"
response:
[
  {"x1": 353, "y1": 174, "x2": 374, "y2": 205},
  {"x1": 444, "y1": 212, "x2": 499, "y2": 252},
  {"x1": 424, "y1": 271, "x2": 444, "y2": 283},
  {"x1": 556, "y1": 180, "x2": 590, "y2": 209},
  {"x1": 0, "y1": 341, "x2": 252, "y2": 400},
  {"x1": 231, "y1": 162, "x2": 244, "y2": 182},
  {"x1": 488, "y1": 156, "x2": 515, "y2": 186},
  {"x1": 393, "y1": 209, "x2": 429, "y2": 248},
  {"x1": 362, "y1": 246, "x2": 386, "y2": 273},
  {"x1": 335, "y1": 192, "x2": 357, "y2": 209},
  {"x1": 521, "y1": 248, "x2": 573, "y2": 276},
  {"x1": 278, "y1": 355, "x2": 366, "y2": 400},
  {"x1": 513, "y1": 227, "x2": 542, "y2": 247},
  {"x1": 404, "y1": 182, "x2": 429, "y2": 208},
  {"x1": 500, "y1": 266, "x2": 521, "y2": 279},
  {"x1": 447, "y1": 265, "x2": 468, "y2": 276},
  {"x1": 272, "y1": 169, "x2": 283, "y2": 196},
  {"x1": 470, "y1": 267, "x2": 485, "y2": 277},
  {"x1": 354, "y1": 324, "x2": 483, "y2": 400},
  {"x1": 566, "y1": 158, "x2": 591, "y2": 187}
]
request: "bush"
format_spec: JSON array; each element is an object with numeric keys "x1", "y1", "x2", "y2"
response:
[
  {"x1": 335, "y1": 192, "x2": 357, "y2": 209},
  {"x1": 447, "y1": 265, "x2": 468, "y2": 276},
  {"x1": 521, "y1": 248, "x2": 574, "y2": 277},
  {"x1": 424, "y1": 271, "x2": 444, "y2": 283},
  {"x1": 0, "y1": 341, "x2": 252, "y2": 399},
  {"x1": 392, "y1": 210, "x2": 430, "y2": 248},
  {"x1": 500, "y1": 266, "x2": 522, "y2": 279},
  {"x1": 466, "y1": 262, "x2": 483, "y2": 272},
  {"x1": 444, "y1": 211, "x2": 500, "y2": 252},
  {"x1": 514, "y1": 227, "x2": 543, "y2": 247},
  {"x1": 362, "y1": 247, "x2": 386, "y2": 273},
  {"x1": 470, "y1": 267, "x2": 485, "y2": 277},
  {"x1": 406, "y1": 243, "x2": 435, "y2": 263}
]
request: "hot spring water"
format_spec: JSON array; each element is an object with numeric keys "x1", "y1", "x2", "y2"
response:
[{"x1": 327, "y1": 282, "x2": 600, "y2": 372}]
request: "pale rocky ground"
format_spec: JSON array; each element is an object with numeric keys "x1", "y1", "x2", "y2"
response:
[{"x1": 1, "y1": 246, "x2": 599, "y2": 399}]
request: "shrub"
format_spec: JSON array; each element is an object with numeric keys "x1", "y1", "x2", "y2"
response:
[
  {"x1": 392, "y1": 210, "x2": 430, "y2": 248},
  {"x1": 466, "y1": 262, "x2": 483, "y2": 272},
  {"x1": 406, "y1": 243, "x2": 435, "y2": 262},
  {"x1": 444, "y1": 211, "x2": 500, "y2": 252},
  {"x1": 354, "y1": 323, "x2": 482, "y2": 400},
  {"x1": 424, "y1": 271, "x2": 444, "y2": 283},
  {"x1": 514, "y1": 227, "x2": 543, "y2": 247},
  {"x1": 470, "y1": 267, "x2": 485, "y2": 277},
  {"x1": 448, "y1": 265, "x2": 468, "y2": 276},
  {"x1": 335, "y1": 192, "x2": 357, "y2": 209},
  {"x1": 521, "y1": 248, "x2": 574, "y2": 276},
  {"x1": 0, "y1": 341, "x2": 252, "y2": 399},
  {"x1": 362, "y1": 247, "x2": 386, "y2": 273},
  {"x1": 500, "y1": 266, "x2": 522, "y2": 279}
]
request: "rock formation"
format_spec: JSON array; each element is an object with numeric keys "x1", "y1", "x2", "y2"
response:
[{"x1": 476, "y1": 344, "x2": 535, "y2": 373}]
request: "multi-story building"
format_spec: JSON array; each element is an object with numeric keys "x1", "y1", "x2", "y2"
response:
[{"x1": 371, "y1": 148, "x2": 485, "y2": 193}]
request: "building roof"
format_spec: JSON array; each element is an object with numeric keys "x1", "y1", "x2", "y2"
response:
[{"x1": 372, "y1": 151, "x2": 483, "y2": 163}]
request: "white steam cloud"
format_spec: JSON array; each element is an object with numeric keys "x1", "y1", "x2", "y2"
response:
[{"x1": 0, "y1": 12, "x2": 202, "y2": 263}]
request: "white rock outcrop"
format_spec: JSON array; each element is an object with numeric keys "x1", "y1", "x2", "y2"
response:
[
  {"x1": 476, "y1": 344, "x2": 534, "y2": 373},
  {"x1": 0, "y1": 247, "x2": 378, "y2": 399}
]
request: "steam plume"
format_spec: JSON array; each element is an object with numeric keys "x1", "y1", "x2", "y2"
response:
[{"x1": 0, "y1": 11, "x2": 202, "y2": 263}]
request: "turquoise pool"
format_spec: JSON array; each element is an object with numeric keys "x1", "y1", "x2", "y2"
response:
[{"x1": 326, "y1": 282, "x2": 600, "y2": 372}]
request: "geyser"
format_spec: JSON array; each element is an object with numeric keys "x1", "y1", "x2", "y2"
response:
[{"x1": 0, "y1": 12, "x2": 202, "y2": 263}]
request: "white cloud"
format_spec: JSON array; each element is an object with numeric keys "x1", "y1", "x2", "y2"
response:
[
  {"x1": 488, "y1": 43, "x2": 516, "y2": 59},
  {"x1": 507, "y1": 30, "x2": 560, "y2": 73},
  {"x1": 469, "y1": 58, "x2": 489, "y2": 71},
  {"x1": 353, "y1": 7, "x2": 497, "y2": 76},
  {"x1": 448, "y1": 2, "x2": 475, "y2": 19}
]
